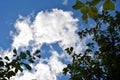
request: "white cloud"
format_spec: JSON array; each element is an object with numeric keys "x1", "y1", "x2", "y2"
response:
[
  {"x1": 9, "y1": 9, "x2": 86, "y2": 80},
  {"x1": 63, "y1": 0, "x2": 68, "y2": 5}
]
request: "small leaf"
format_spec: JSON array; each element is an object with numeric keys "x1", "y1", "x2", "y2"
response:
[
  {"x1": 72, "y1": 0, "x2": 84, "y2": 10},
  {"x1": 70, "y1": 47, "x2": 74, "y2": 52},
  {"x1": 82, "y1": 14, "x2": 88, "y2": 23},
  {"x1": 26, "y1": 50, "x2": 31, "y2": 56},
  {"x1": 103, "y1": 0, "x2": 115, "y2": 10},
  {"x1": 12, "y1": 62, "x2": 23, "y2": 72},
  {"x1": 15, "y1": 69, "x2": 18, "y2": 73},
  {"x1": 20, "y1": 52, "x2": 26, "y2": 59},
  {"x1": 91, "y1": 0, "x2": 100, "y2": 6},
  {"x1": 4, "y1": 56, "x2": 10, "y2": 61},
  {"x1": 13, "y1": 48, "x2": 17, "y2": 54},
  {"x1": 0, "y1": 61, "x2": 4, "y2": 67},
  {"x1": 37, "y1": 55, "x2": 41, "y2": 58},
  {"x1": 34, "y1": 50, "x2": 40, "y2": 55},
  {"x1": 24, "y1": 64, "x2": 32, "y2": 70},
  {"x1": 63, "y1": 68, "x2": 68, "y2": 75},
  {"x1": 0, "y1": 57, "x2": 2, "y2": 60},
  {"x1": 29, "y1": 59, "x2": 34, "y2": 63}
]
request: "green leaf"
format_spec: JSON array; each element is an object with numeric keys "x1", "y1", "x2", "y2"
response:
[
  {"x1": 24, "y1": 64, "x2": 32, "y2": 70},
  {"x1": 12, "y1": 62, "x2": 23, "y2": 72},
  {"x1": 82, "y1": 14, "x2": 88, "y2": 23},
  {"x1": 4, "y1": 56, "x2": 10, "y2": 61},
  {"x1": 70, "y1": 47, "x2": 74, "y2": 52},
  {"x1": 0, "y1": 61, "x2": 4, "y2": 67},
  {"x1": 65, "y1": 48, "x2": 72, "y2": 55},
  {"x1": 103, "y1": 0, "x2": 115, "y2": 10},
  {"x1": 72, "y1": 0, "x2": 84, "y2": 10},
  {"x1": 63, "y1": 68, "x2": 68, "y2": 75},
  {"x1": 0, "y1": 57, "x2": 3, "y2": 60},
  {"x1": 13, "y1": 48, "x2": 17, "y2": 54},
  {"x1": 37, "y1": 55, "x2": 41, "y2": 58},
  {"x1": 81, "y1": 6, "x2": 89, "y2": 14},
  {"x1": 26, "y1": 50, "x2": 31, "y2": 56},
  {"x1": 29, "y1": 59, "x2": 34, "y2": 63},
  {"x1": 34, "y1": 50, "x2": 40, "y2": 55},
  {"x1": 88, "y1": 7, "x2": 98, "y2": 18},
  {"x1": 20, "y1": 52, "x2": 26, "y2": 59},
  {"x1": 91, "y1": 0, "x2": 100, "y2": 6}
]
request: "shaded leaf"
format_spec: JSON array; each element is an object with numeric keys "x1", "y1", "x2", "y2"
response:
[
  {"x1": 26, "y1": 50, "x2": 31, "y2": 56},
  {"x1": 20, "y1": 52, "x2": 26, "y2": 59},
  {"x1": 82, "y1": 14, "x2": 88, "y2": 23},
  {"x1": 24, "y1": 64, "x2": 32, "y2": 70},
  {"x1": 0, "y1": 61, "x2": 4, "y2": 67},
  {"x1": 4, "y1": 56, "x2": 10, "y2": 61},
  {"x1": 34, "y1": 50, "x2": 40, "y2": 55},
  {"x1": 13, "y1": 48, "x2": 17, "y2": 54},
  {"x1": 29, "y1": 59, "x2": 34, "y2": 63}
]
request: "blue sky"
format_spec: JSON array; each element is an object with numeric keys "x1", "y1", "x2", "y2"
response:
[
  {"x1": 0, "y1": 0, "x2": 120, "y2": 80},
  {"x1": 0, "y1": 0, "x2": 76, "y2": 49}
]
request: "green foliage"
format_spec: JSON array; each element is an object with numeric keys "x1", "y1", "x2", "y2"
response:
[
  {"x1": 72, "y1": 0, "x2": 84, "y2": 10},
  {"x1": 103, "y1": 0, "x2": 115, "y2": 10},
  {"x1": 63, "y1": 0, "x2": 120, "y2": 80},
  {"x1": 72, "y1": 0, "x2": 115, "y2": 23},
  {"x1": 0, "y1": 49, "x2": 41, "y2": 80}
]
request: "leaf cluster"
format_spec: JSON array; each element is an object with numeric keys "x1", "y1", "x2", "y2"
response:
[
  {"x1": 63, "y1": 1, "x2": 120, "y2": 80},
  {"x1": 0, "y1": 49, "x2": 41, "y2": 80},
  {"x1": 73, "y1": 0, "x2": 115, "y2": 23}
]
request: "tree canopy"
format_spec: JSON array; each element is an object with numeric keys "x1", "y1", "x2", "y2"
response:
[{"x1": 63, "y1": 0, "x2": 120, "y2": 80}]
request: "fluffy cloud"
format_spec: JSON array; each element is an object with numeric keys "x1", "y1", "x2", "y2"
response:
[{"x1": 10, "y1": 9, "x2": 86, "y2": 80}]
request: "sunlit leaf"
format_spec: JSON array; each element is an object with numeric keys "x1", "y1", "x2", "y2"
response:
[
  {"x1": 81, "y1": 6, "x2": 89, "y2": 14},
  {"x1": 103, "y1": 0, "x2": 115, "y2": 10},
  {"x1": 91, "y1": 0, "x2": 100, "y2": 6},
  {"x1": 88, "y1": 7, "x2": 98, "y2": 18},
  {"x1": 72, "y1": 0, "x2": 84, "y2": 10}
]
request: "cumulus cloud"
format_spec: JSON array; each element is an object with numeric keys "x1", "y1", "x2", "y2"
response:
[{"x1": 9, "y1": 9, "x2": 86, "y2": 80}]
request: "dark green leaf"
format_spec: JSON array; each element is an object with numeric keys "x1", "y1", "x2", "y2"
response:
[
  {"x1": 26, "y1": 50, "x2": 31, "y2": 56},
  {"x1": 20, "y1": 52, "x2": 26, "y2": 59},
  {"x1": 0, "y1": 61, "x2": 4, "y2": 67},
  {"x1": 24, "y1": 64, "x2": 32, "y2": 70},
  {"x1": 82, "y1": 14, "x2": 88, "y2": 23},
  {"x1": 37, "y1": 55, "x2": 41, "y2": 58},
  {"x1": 4, "y1": 56, "x2": 10, "y2": 61},
  {"x1": 34, "y1": 50, "x2": 40, "y2": 55},
  {"x1": 70, "y1": 47, "x2": 74, "y2": 52},
  {"x1": 72, "y1": 0, "x2": 84, "y2": 10},
  {"x1": 13, "y1": 48, "x2": 17, "y2": 54},
  {"x1": 29, "y1": 59, "x2": 34, "y2": 63}
]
